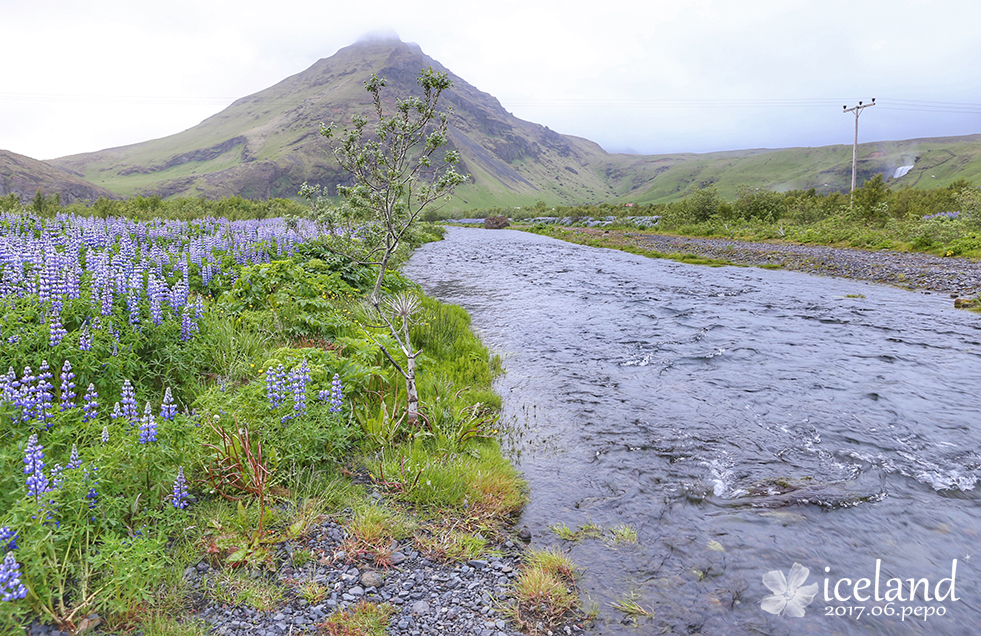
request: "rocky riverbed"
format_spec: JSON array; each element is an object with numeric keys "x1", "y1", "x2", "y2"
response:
[
  {"x1": 565, "y1": 228, "x2": 981, "y2": 299},
  {"x1": 26, "y1": 517, "x2": 584, "y2": 636}
]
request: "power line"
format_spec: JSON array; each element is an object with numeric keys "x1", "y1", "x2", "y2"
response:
[
  {"x1": 2, "y1": 91, "x2": 980, "y2": 114},
  {"x1": 844, "y1": 99, "x2": 876, "y2": 199}
]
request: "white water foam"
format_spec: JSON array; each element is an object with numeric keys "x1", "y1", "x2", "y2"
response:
[{"x1": 894, "y1": 164, "x2": 914, "y2": 179}]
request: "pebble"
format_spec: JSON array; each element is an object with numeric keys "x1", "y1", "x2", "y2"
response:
[
  {"x1": 23, "y1": 519, "x2": 550, "y2": 636},
  {"x1": 360, "y1": 571, "x2": 384, "y2": 588}
]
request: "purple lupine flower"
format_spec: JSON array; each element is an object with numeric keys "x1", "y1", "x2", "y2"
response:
[
  {"x1": 101, "y1": 426, "x2": 108, "y2": 444},
  {"x1": 6, "y1": 335, "x2": 19, "y2": 345},
  {"x1": 160, "y1": 387, "x2": 177, "y2": 421},
  {"x1": 138, "y1": 402, "x2": 157, "y2": 444},
  {"x1": 48, "y1": 312, "x2": 67, "y2": 347},
  {"x1": 66, "y1": 444, "x2": 82, "y2": 471},
  {"x1": 81, "y1": 384, "x2": 99, "y2": 423},
  {"x1": 126, "y1": 273, "x2": 141, "y2": 325},
  {"x1": 0, "y1": 552, "x2": 28, "y2": 602},
  {"x1": 289, "y1": 361, "x2": 310, "y2": 420},
  {"x1": 49, "y1": 464, "x2": 65, "y2": 490},
  {"x1": 180, "y1": 304, "x2": 197, "y2": 341},
  {"x1": 0, "y1": 527, "x2": 17, "y2": 552},
  {"x1": 172, "y1": 467, "x2": 188, "y2": 509},
  {"x1": 100, "y1": 278, "x2": 114, "y2": 316},
  {"x1": 148, "y1": 275, "x2": 165, "y2": 325},
  {"x1": 36, "y1": 361, "x2": 54, "y2": 427},
  {"x1": 266, "y1": 364, "x2": 285, "y2": 409},
  {"x1": 16, "y1": 366, "x2": 36, "y2": 423},
  {"x1": 24, "y1": 434, "x2": 49, "y2": 502},
  {"x1": 78, "y1": 324, "x2": 92, "y2": 351},
  {"x1": 329, "y1": 373, "x2": 343, "y2": 413},
  {"x1": 0, "y1": 367, "x2": 15, "y2": 404},
  {"x1": 59, "y1": 360, "x2": 76, "y2": 411},
  {"x1": 120, "y1": 379, "x2": 137, "y2": 425}
]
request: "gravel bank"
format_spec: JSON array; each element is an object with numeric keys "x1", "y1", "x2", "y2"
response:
[
  {"x1": 26, "y1": 518, "x2": 584, "y2": 636},
  {"x1": 569, "y1": 228, "x2": 981, "y2": 298}
]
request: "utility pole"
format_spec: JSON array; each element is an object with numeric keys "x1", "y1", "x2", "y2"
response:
[{"x1": 843, "y1": 98, "x2": 875, "y2": 204}]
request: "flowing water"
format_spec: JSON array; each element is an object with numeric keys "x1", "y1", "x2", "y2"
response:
[{"x1": 403, "y1": 227, "x2": 981, "y2": 635}]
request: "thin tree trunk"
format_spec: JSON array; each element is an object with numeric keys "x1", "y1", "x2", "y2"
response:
[{"x1": 402, "y1": 313, "x2": 418, "y2": 426}]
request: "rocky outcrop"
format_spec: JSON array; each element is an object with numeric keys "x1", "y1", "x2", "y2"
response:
[{"x1": 483, "y1": 215, "x2": 509, "y2": 229}]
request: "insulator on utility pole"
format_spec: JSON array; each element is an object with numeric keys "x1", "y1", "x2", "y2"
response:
[{"x1": 843, "y1": 99, "x2": 876, "y2": 203}]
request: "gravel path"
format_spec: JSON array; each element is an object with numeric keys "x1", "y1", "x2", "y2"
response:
[{"x1": 569, "y1": 228, "x2": 981, "y2": 298}]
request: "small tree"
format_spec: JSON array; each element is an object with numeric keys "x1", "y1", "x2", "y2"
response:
[{"x1": 301, "y1": 67, "x2": 468, "y2": 425}]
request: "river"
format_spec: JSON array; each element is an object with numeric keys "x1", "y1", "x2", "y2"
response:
[{"x1": 403, "y1": 227, "x2": 981, "y2": 635}]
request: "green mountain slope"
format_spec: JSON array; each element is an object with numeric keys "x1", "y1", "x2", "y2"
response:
[
  {"x1": 617, "y1": 135, "x2": 981, "y2": 204},
  {"x1": 46, "y1": 37, "x2": 625, "y2": 207}
]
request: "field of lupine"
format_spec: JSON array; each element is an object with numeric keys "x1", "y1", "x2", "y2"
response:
[{"x1": 0, "y1": 208, "x2": 521, "y2": 633}]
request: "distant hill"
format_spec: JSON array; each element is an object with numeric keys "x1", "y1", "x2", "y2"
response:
[
  {"x1": 621, "y1": 134, "x2": 981, "y2": 204},
  {"x1": 0, "y1": 150, "x2": 119, "y2": 203},
  {"x1": 3, "y1": 36, "x2": 979, "y2": 208}
]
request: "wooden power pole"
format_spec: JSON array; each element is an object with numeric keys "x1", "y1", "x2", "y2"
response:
[{"x1": 843, "y1": 98, "x2": 875, "y2": 203}]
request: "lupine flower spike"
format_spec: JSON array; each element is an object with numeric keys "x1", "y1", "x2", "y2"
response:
[
  {"x1": 329, "y1": 373, "x2": 343, "y2": 413},
  {"x1": 120, "y1": 380, "x2": 137, "y2": 425},
  {"x1": 23, "y1": 434, "x2": 49, "y2": 503},
  {"x1": 172, "y1": 467, "x2": 188, "y2": 509},
  {"x1": 82, "y1": 384, "x2": 99, "y2": 423},
  {"x1": 67, "y1": 444, "x2": 82, "y2": 471},
  {"x1": 138, "y1": 402, "x2": 157, "y2": 444},
  {"x1": 160, "y1": 387, "x2": 177, "y2": 421},
  {"x1": 0, "y1": 552, "x2": 28, "y2": 601},
  {"x1": 0, "y1": 527, "x2": 18, "y2": 552},
  {"x1": 59, "y1": 360, "x2": 76, "y2": 411}
]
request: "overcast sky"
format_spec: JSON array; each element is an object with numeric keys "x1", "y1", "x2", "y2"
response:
[{"x1": 3, "y1": 0, "x2": 980, "y2": 160}]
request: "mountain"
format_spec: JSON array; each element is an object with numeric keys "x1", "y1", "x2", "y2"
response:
[
  {"x1": 6, "y1": 36, "x2": 981, "y2": 207},
  {"x1": 45, "y1": 37, "x2": 623, "y2": 207},
  {"x1": 0, "y1": 150, "x2": 119, "y2": 203}
]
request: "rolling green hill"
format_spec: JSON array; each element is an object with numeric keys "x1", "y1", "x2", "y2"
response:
[{"x1": 3, "y1": 36, "x2": 979, "y2": 208}]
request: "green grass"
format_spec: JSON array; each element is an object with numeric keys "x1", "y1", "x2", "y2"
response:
[
  {"x1": 506, "y1": 547, "x2": 582, "y2": 634},
  {"x1": 205, "y1": 570, "x2": 286, "y2": 611},
  {"x1": 549, "y1": 521, "x2": 637, "y2": 545},
  {"x1": 320, "y1": 600, "x2": 396, "y2": 636},
  {"x1": 609, "y1": 591, "x2": 654, "y2": 617}
]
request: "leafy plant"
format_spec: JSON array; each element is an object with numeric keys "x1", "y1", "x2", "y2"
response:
[{"x1": 201, "y1": 420, "x2": 276, "y2": 567}]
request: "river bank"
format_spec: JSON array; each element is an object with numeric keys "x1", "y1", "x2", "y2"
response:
[{"x1": 534, "y1": 226, "x2": 981, "y2": 300}]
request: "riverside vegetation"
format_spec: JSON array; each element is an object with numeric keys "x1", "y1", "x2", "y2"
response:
[
  {"x1": 0, "y1": 199, "x2": 588, "y2": 635},
  {"x1": 461, "y1": 176, "x2": 981, "y2": 263}
]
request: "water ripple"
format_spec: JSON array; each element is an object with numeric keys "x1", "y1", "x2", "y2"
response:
[{"x1": 405, "y1": 228, "x2": 981, "y2": 635}]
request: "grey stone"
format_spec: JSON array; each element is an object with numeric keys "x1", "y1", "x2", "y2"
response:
[
  {"x1": 361, "y1": 571, "x2": 384, "y2": 588},
  {"x1": 389, "y1": 551, "x2": 407, "y2": 565}
]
